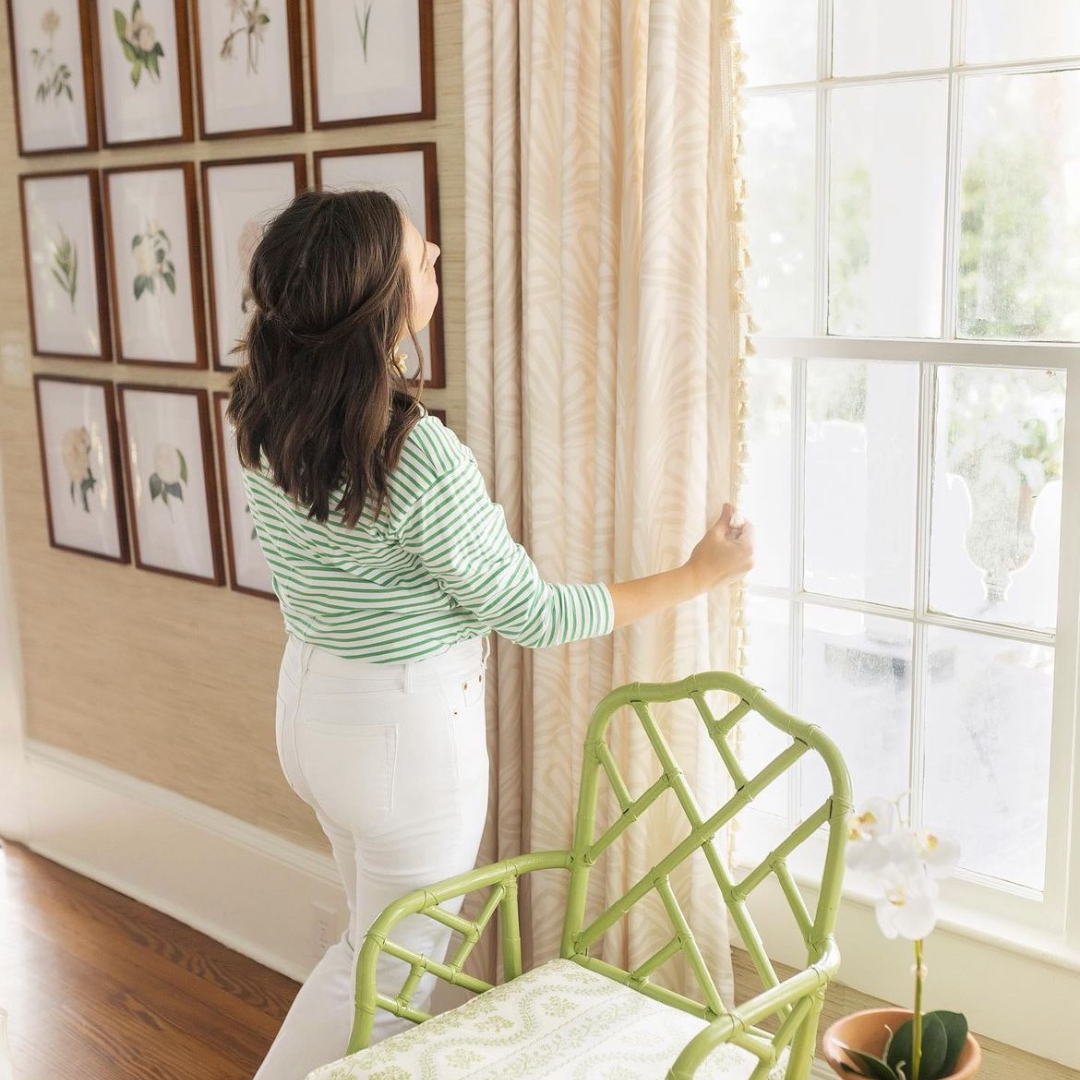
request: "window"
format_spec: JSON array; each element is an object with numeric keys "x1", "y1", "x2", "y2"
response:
[{"x1": 735, "y1": 0, "x2": 1080, "y2": 938}]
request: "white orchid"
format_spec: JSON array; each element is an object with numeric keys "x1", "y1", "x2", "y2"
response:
[
  {"x1": 845, "y1": 796, "x2": 960, "y2": 942},
  {"x1": 873, "y1": 864, "x2": 940, "y2": 941},
  {"x1": 840, "y1": 800, "x2": 967, "y2": 1080},
  {"x1": 845, "y1": 796, "x2": 897, "y2": 873}
]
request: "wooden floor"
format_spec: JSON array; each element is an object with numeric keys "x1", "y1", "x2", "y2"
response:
[{"x1": 0, "y1": 839, "x2": 299, "y2": 1080}]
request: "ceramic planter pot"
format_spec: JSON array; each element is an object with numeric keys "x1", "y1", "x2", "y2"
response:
[{"x1": 822, "y1": 1008, "x2": 981, "y2": 1080}]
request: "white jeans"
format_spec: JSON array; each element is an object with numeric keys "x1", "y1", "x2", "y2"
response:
[{"x1": 253, "y1": 634, "x2": 490, "y2": 1080}]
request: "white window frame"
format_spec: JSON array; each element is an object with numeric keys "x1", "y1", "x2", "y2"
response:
[{"x1": 737, "y1": 2, "x2": 1080, "y2": 1066}]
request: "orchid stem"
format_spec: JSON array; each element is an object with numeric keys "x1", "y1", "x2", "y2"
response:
[{"x1": 913, "y1": 938, "x2": 924, "y2": 1080}]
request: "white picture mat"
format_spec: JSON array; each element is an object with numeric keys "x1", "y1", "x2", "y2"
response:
[
  {"x1": 10, "y1": 0, "x2": 90, "y2": 151},
  {"x1": 123, "y1": 389, "x2": 216, "y2": 578},
  {"x1": 217, "y1": 396, "x2": 273, "y2": 594},
  {"x1": 38, "y1": 380, "x2": 123, "y2": 559},
  {"x1": 23, "y1": 174, "x2": 103, "y2": 357},
  {"x1": 107, "y1": 168, "x2": 198, "y2": 363},
  {"x1": 97, "y1": 0, "x2": 184, "y2": 144},
  {"x1": 320, "y1": 150, "x2": 432, "y2": 380},
  {"x1": 206, "y1": 160, "x2": 298, "y2": 368},
  {"x1": 197, "y1": 0, "x2": 295, "y2": 134},
  {"x1": 313, "y1": 0, "x2": 422, "y2": 123}
]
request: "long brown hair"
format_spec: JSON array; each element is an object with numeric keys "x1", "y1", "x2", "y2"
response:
[{"x1": 227, "y1": 188, "x2": 423, "y2": 526}]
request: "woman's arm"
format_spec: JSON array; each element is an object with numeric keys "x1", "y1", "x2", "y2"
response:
[{"x1": 607, "y1": 504, "x2": 754, "y2": 629}]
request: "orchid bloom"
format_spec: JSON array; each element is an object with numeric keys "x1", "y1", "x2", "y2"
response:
[
  {"x1": 844, "y1": 796, "x2": 897, "y2": 873},
  {"x1": 873, "y1": 864, "x2": 940, "y2": 941}
]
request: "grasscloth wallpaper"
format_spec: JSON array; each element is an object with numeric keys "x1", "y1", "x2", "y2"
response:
[{"x1": 0, "y1": 0, "x2": 464, "y2": 850}]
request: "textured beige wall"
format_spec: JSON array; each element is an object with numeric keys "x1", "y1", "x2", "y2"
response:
[{"x1": 0, "y1": 0, "x2": 465, "y2": 850}]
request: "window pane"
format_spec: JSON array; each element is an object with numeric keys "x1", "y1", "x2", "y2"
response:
[
  {"x1": 741, "y1": 595, "x2": 792, "y2": 818},
  {"x1": 828, "y1": 80, "x2": 948, "y2": 338},
  {"x1": 742, "y1": 357, "x2": 792, "y2": 588},
  {"x1": 833, "y1": 0, "x2": 950, "y2": 77},
  {"x1": 805, "y1": 359, "x2": 918, "y2": 607},
  {"x1": 739, "y1": 0, "x2": 818, "y2": 87},
  {"x1": 957, "y1": 71, "x2": 1080, "y2": 342},
  {"x1": 966, "y1": 0, "x2": 1080, "y2": 64},
  {"x1": 743, "y1": 93, "x2": 816, "y2": 336},
  {"x1": 930, "y1": 367, "x2": 1066, "y2": 630},
  {"x1": 800, "y1": 606, "x2": 912, "y2": 817},
  {"x1": 923, "y1": 627, "x2": 1054, "y2": 891}
]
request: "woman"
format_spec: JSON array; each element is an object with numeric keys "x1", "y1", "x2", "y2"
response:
[{"x1": 228, "y1": 188, "x2": 753, "y2": 1080}]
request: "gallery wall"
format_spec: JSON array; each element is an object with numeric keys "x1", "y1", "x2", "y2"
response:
[{"x1": 0, "y1": 0, "x2": 466, "y2": 850}]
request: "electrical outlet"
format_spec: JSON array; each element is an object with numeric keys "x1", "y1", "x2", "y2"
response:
[{"x1": 310, "y1": 902, "x2": 340, "y2": 960}]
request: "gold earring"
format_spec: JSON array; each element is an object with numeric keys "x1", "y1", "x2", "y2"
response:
[{"x1": 390, "y1": 350, "x2": 409, "y2": 375}]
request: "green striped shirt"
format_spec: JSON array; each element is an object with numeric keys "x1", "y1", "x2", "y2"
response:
[{"x1": 242, "y1": 415, "x2": 614, "y2": 662}]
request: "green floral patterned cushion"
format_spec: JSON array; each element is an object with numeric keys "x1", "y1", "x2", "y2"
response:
[{"x1": 305, "y1": 959, "x2": 783, "y2": 1080}]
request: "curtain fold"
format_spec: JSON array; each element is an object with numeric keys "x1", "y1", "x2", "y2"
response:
[{"x1": 464, "y1": 0, "x2": 749, "y2": 1001}]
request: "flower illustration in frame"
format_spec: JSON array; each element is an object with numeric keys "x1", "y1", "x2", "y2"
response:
[
  {"x1": 114, "y1": 0, "x2": 165, "y2": 86},
  {"x1": 131, "y1": 222, "x2": 177, "y2": 300},
  {"x1": 48, "y1": 226, "x2": 78, "y2": 307},
  {"x1": 149, "y1": 442, "x2": 188, "y2": 519},
  {"x1": 30, "y1": 8, "x2": 75, "y2": 105},
  {"x1": 61, "y1": 426, "x2": 96, "y2": 512},
  {"x1": 220, "y1": 0, "x2": 271, "y2": 75},
  {"x1": 355, "y1": 0, "x2": 374, "y2": 62}
]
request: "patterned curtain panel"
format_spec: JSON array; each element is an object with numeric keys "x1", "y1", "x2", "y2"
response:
[{"x1": 463, "y1": 0, "x2": 750, "y2": 1001}]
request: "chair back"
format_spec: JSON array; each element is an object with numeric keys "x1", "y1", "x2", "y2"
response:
[{"x1": 559, "y1": 672, "x2": 853, "y2": 1022}]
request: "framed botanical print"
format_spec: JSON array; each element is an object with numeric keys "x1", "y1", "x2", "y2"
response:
[
  {"x1": 19, "y1": 170, "x2": 111, "y2": 361},
  {"x1": 212, "y1": 392, "x2": 274, "y2": 599},
  {"x1": 315, "y1": 144, "x2": 444, "y2": 387},
  {"x1": 103, "y1": 163, "x2": 206, "y2": 368},
  {"x1": 117, "y1": 385, "x2": 224, "y2": 585},
  {"x1": 307, "y1": 0, "x2": 434, "y2": 129},
  {"x1": 192, "y1": 0, "x2": 302, "y2": 138},
  {"x1": 90, "y1": 0, "x2": 193, "y2": 146},
  {"x1": 202, "y1": 155, "x2": 306, "y2": 370},
  {"x1": 33, "y1": 375, "x2": 128, "y2": 563},
  {"x1": 6, "y1": 0, "x2": 97, "y2": 154}
]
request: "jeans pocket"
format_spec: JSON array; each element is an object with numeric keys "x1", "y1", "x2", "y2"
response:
[{"x1": 300, "y1": 721, "x2": 399, "y2": 826}]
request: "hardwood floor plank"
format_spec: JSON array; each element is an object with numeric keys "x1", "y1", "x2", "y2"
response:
[{"x1": 0, "y1": 840, "x2": 301, "y2": 1080}]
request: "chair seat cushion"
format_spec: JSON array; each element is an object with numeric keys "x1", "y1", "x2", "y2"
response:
[{"x1": 305, "y1": 958, "x2": 782, "y2": 1080}]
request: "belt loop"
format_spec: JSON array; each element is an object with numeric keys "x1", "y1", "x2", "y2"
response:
[
  {"x1": 480, "y1": 635, "x2": 491, "y2": 670},
  {"x1": 403, "y1": 659, "x2": 415, "y2": 694}
]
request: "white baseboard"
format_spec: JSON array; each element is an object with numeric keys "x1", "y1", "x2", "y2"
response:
[{"x1": 23, "y1": 740, "x2": 348, "y2": 983}]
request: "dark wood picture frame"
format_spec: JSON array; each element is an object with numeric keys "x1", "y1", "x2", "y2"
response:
[
  {"x1": 307, "y1": 0, "x2": 434, "y2": 130},
  {"x1": 88, "y1": 0, "x2": 194, "y2": 148},
  {"x1": 314, "y1": 143, "x2": 445, "y2": 388},
  {"x1": 102, "y1": 161, "x2": 207, "y2": 369},
  {"x1": 117, "y1": 384, "x2": 224, "y2": 586},
  {"x1": 18, "y1": 169, "x2": 112, "y2": 362},
  {"x1": 6, "y1": 0, "x2": 98, "y2": 155},
  {"x1": 212, "y1": 391, "x2": 275, "y2": 601},
  {"x1": 33, "y1": 374, "x2": 129, "y2": 564},
  {"x1": 191, "y1": 0, "x2": 303, "y2": 139},
  {"x1": 201, "y1": 153, "x2": 307, "y2": 371}
]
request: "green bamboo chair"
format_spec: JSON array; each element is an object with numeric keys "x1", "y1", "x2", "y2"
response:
[{"x1": 308, "y1": 673, "x2": 852, "y2": 1080}]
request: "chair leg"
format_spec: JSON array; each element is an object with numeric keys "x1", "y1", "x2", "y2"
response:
[{"x1": 783, "y1": 991, "x2": 825, "y2": 1080}]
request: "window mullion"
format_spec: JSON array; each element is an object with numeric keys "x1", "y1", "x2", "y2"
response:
[
  {"x1": 789, "y1": 355, "x2": 808, "y2": 828},
  {"x1": 940, "y1": 0, "x2": 965, "y2": 341},
  {"x1": 813, "y1": 0, "x2": 831, "y2": 337},
  {"x1": 909, "y1": 364, "x2": 937, "y2": 829}
]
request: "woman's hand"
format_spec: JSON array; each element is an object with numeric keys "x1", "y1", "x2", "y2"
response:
[
  {"x1": 686, "y1": 503, "x2": 754, "y2": 592},
  {"x1": 607, "y1": 502, "x2": 754, "y2": 630}
]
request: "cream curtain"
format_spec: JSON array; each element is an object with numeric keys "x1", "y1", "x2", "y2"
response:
[{"x1": 463, "y1": 0, "x2": 750, "y2": 1002}]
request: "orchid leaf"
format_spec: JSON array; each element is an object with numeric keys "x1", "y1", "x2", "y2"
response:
[
  {"x1": 835, "y1": 1041, "x2": 899, "y2": 1080},
  {"x1": 934, "y1": 1011, "x2": 969, "y2": 1076}
]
